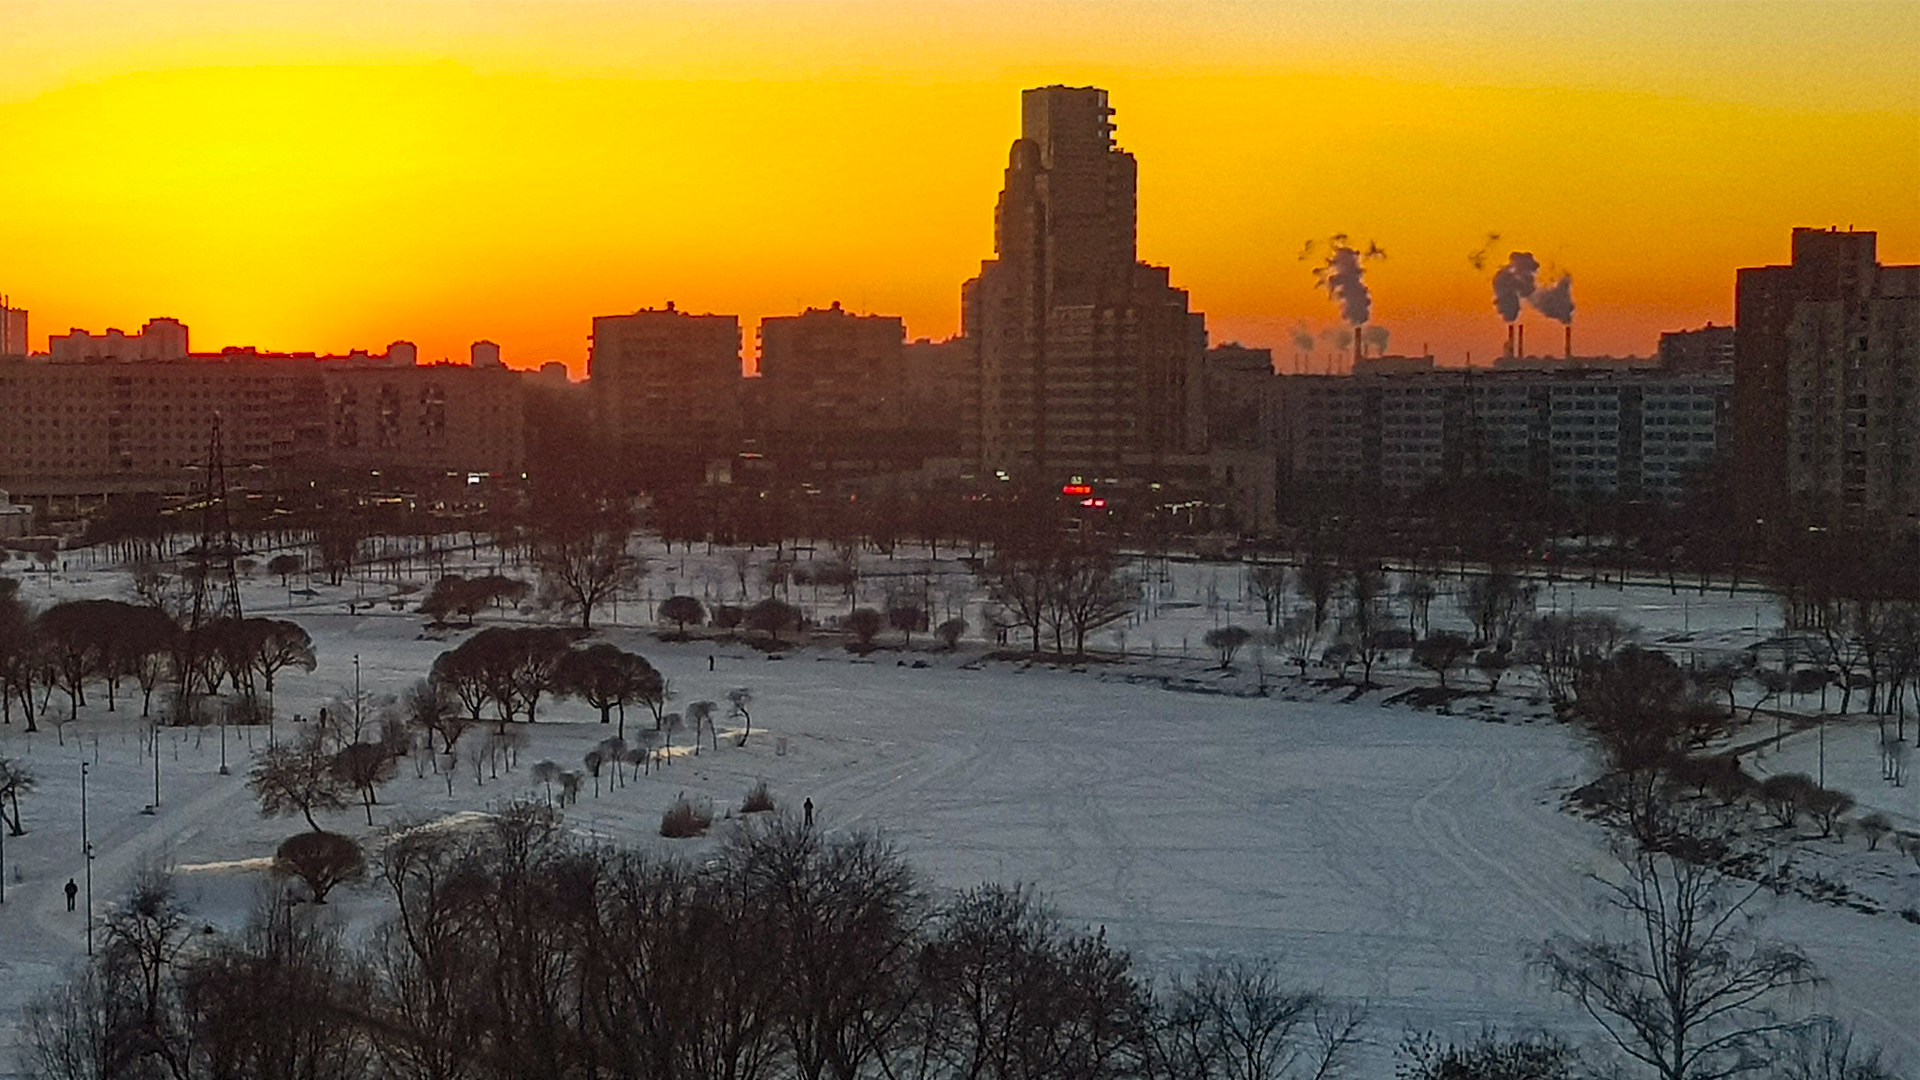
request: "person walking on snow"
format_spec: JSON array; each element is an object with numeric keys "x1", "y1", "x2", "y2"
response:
[
  {"x1": 803, "y1": 798, "x2": 814, "y2": 828},
  {"x1": 64, "y1": 879, "x2": 78, "y2": 912}
]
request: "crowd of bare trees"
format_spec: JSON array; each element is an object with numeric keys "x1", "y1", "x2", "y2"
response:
[
  {"x1": 23, "y1": 803, "x2": 1897, "y2": 1080},
  {"x1": 18, "y1": 811, "x2": 1377, "y2": 1080},
  {"x1": 0, "y1": 578, "x2": 314, "y2": 734}
]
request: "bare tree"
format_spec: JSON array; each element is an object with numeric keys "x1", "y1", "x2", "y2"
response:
[
  {"x1": 1297, "y1": 554, "x2": 1339, "y2": 633},
  {"x1": 1459, "y1": 564, "x2": 1537, "y2": 648},
  {"x1": 1278, "y1": 611, "x2": 1317, "y2": 675},
  {"x1": 555, "y1": 642, "x2": 654, "y2": 739},
  {"x1": 1397, "y1": 573, "x2": 1437, "y2": 640},
  {"x1": 245, "y1": 618, "x2": 317, "y2": 719},
  {"x1": 1156, "y1": 959, "x2": 1364, "y2": 1080},
  {"x1": 532, "y1": 513, "x2": 644, "y2": 631},
  {"x1": 403, "y1": 677, "x2": 471, "y2": 755},
  {"x1": 0, "y1": 755, "x2": 35, "y2": 835},
  {"x1": 1248, "y1": 564, "x2": 1288, "y2": 628},
  {"x1": 249, "y1": 732, "x2": 352, "y2": 831},
  {"x1": 686, "y1": 699, "x2": 719, "y2": 751},
  {"x1": 1520, "y1": 612, "x2": 1634, "y2": 712},
  {"x1": 333, "y1": 742, "x2": 399, "y2": 825},
  {"x1": 1535, "y1": 844, "x2": 1820, "y2": 1080},
  {"x1": 727, "y1": 687, "x2": 755, "y2": 746}
]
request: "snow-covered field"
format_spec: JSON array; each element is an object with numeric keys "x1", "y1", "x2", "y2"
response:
[{"x1": 1, "y1": 542, "x2": 1914, "y2": 1075}]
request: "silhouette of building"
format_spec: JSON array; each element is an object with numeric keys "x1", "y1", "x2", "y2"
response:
[
  {"x1": 1200, "y1": 344, "x2": 1278, "y2": 450},
  {"x1": 756, "y1": 302, "x2": 905, "y2": 436},
  {"x1": 962, "y1": 85, "x2": 1206, "y2": 481},
  {"x1": 0, "y1": 298, "x2": 25, "y2": 358},
  {"x1": 590, "y1": 303, "x2": 742, "y2": 461},
  {"x1": 902, "y1": 336, "x2": 973, "y2": 451},
  {"x1": 1658, "y1": 323, "x2": 1735, "y2": 374},
  {"x1": 1278, "y1": 359, "x2": 1731, "y2": 503},
  {"x1": 1735, "y1": 228, "x2": 1920, "y2": 524},
  {"x1": 471, "y1": 340, "x2": 503, "y2": 368},
  {"x1": 48, "y1": 317, "x2": 189, "y2": 362},
  {"x1": 0, "y1": 327, "x2": 524, "y2": 502}
]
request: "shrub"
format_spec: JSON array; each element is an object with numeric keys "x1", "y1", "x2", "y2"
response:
[
  {"x1": 659, "y1": 595, "x2": 705, "y2": 635},
  {"x1": 659, "y1": 794, "x2": 714, "y2": 838},
  {"x1": 1859, "y1": 812, "x2": 1891, "y2": 851},
  {"x1": 935, "y1": 617, "x2": 966, "y2": 651},
  {"x1": 714, "y1": 605, "x2": 744, "y2": 630},
  {"x1": 845, "y1": 607, "x2": 884, "y2": 650},
  {"x1": 740, "y1": 781, "x2": 775, "y2": 814},
  {"x1": 272, "y1": 831, "x2": 365, "y2": 903},
  {"x1": 1758, "y1": 773, "x2": 1820, "y2": 828},
  {"x1": 1805, "y1": 787, "x2": 1855, "y2": 838},
  {"x1": 1203, "y1": 625, "x2": 1253, "y2": 668},
  {"x1": 1413, "y1": 632, "x2": 1473, "y2": 689}
]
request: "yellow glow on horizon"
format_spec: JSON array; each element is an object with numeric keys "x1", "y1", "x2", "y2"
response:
[{"x1": 1, "y1": 3, "x2": 1915, "y2": 373}]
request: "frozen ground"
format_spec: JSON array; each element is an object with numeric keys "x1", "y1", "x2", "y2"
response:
[{"x1": 1, "y1": 544, "x2": 1914, "y2": 1075}]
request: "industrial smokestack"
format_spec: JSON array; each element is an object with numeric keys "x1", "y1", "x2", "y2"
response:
[
  {"x1": 1505, "y1": 324, "x2": 1514, "y2": 358},
  {"x1": 1518, "y1": 324, "x2": 1525, "y2": 358},
  {"x1": 1354, "y1": 326, "x2": 1363, "y2": 367},
  {"x1": 1565, "y1": 324, "x2": 1572, "y2": 359}
]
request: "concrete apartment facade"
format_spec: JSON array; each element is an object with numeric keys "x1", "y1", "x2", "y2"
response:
[
  {"x1": 0, "y1": 322, "x2": 526, "y2": 503},
  {"x1": 1276, "y1": 359, "x2": 1732, "y2": 502},
  {"x1": 1735, "y1": 228, "x2": 1920, "y2": 525},
  {"x1": 589, "y1": 304, "x2": 742, "y2": 458}
]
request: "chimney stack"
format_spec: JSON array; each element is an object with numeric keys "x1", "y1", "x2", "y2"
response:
[
  {"x1": 1518, "y1": 324, "x2": 1525, "y2": 358},
  {"x1": 1354, "y1": 327, "x2": 1363, "y2": 367},
  {"x1": 1565, "y1": 324, "x2": 1572, "y2": 359}
]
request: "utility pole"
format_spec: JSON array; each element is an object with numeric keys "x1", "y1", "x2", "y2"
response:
[{"x1": 81, "y1": 762, "x2": 93, "y2": 956}]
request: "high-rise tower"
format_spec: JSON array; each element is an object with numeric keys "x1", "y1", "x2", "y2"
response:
[{"x1": 963, "y1": 86, "x2": 1204, "y2": 480}]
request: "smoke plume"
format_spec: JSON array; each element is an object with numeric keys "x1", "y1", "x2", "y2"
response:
[
  {"x1": 1467, "y1": 232, "x2": 1502, "y2": 271},
  {"x1": 1290, "y1": 323, "x2": 1316, "y2": 354},
  {"x1": 1492, "y1": 251, "x2": 1540, "y2": 322},
  {"x1": 1361, "y1": 325, "x2": 1390, "y2": 355},
  {"x1": 1304, "y1": 233, "x2": 1385, "y2": 326},
  {"x1": 1317, "y1": 326, "x2": 1353, "y2": 351},
  {"x1": 1531, "y1": 272, "x2": 1575, "y2": 323}
]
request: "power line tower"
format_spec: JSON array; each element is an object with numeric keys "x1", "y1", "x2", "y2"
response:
[{"x1": 181, "y1": 414, "x2": 253, "y2": 724}]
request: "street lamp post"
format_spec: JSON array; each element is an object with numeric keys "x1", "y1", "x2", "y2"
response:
[{"x1": 81, "y1": 761, "x2": 93, "y2": 956}]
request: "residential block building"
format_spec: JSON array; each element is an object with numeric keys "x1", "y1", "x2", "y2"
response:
[
  {"x1": 589, "y1": 303, "x2": 742, "y2": 459},
  {"x1": 1735, "y1": 228, "x2": 1920, "y2": 523}
]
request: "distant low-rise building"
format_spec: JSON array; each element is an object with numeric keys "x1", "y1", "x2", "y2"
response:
[
  {"x1": 1658, "y1": 322, "x2": 1735, "y2": 375},
  {"x1": 0, "y1": 489, "x2": 31, "y2": 539}
]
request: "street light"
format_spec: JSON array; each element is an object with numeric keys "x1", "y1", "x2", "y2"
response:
[{"x1": 81, "y1": 761, "x2": 93, "y2": 956}]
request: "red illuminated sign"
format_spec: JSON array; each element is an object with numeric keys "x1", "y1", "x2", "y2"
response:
[{"x1": 1061, "y1": 484, "x2": 1093, "y2": 496}]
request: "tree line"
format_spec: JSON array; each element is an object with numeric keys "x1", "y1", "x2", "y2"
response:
[
  {"x1": 21, "y1": 806, "x2": 1896, "y2": 1080},
  {"x1": 0, "y1": 578, "x2": 314, "y2": 732}
]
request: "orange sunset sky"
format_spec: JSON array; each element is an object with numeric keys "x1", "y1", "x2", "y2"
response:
[{"x1": 2, "y1": 1, "x2": 1916, "y2": 376}]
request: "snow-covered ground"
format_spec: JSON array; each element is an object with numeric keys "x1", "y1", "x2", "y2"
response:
[{"x1": 1, "y1": 542, "x2": 1914, "y2": 1075}]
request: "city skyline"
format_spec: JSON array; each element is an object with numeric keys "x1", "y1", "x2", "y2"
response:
[{"x1": 2, "y1": 1, "x2": 1915, "y2": 376}]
